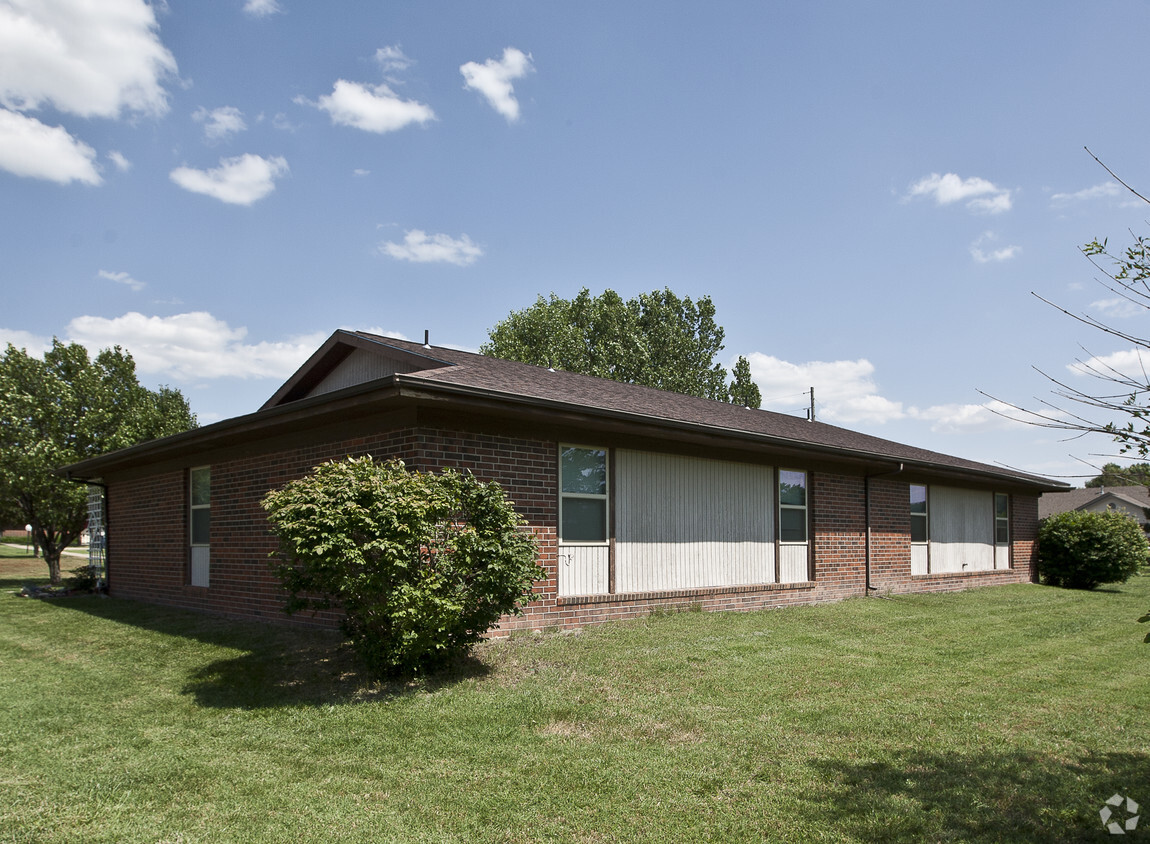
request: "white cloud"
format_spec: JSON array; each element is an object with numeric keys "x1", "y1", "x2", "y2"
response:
[
  {"x1": 300, "y1": 80, "x2": 435, "y2": 134},
  {"x1": 169, "y1": 154, "x2": 289, "y2": 205},
  {"x1": 460, "y1": 47, "x2": 533, "y2": 122},
  {"x1": 375, "y1": 45, "x2": 413, "y2": 74},
  {"x1": 379, "y1": 230, "x2": 483, "y2": 266},
  {"x1": 0, "y1": 0, "x2": 176, "y2": 119},
  {"x1": 353, "y1": 168, "x2": 370, "y2": 177},
  {"x1": 65, "y1": 312, "x2": 326, "y2": 380},
  {"x1": 1068, "y1": 348, "x2": 1149, "y2": 381},
  {"x1": 243, "y1": 0, "x2": 282, "y2": 18},
  {"x1": 1051, "y1": 181, "x2": 1122, "y2": 204},
  {"x1": 745, "y1": 353, "x2": 905, "y2": 425},
  {"x1": 906, "y1": 400, "x2": 1024, "y2": 434},
  {"x1": 907, "y1": 172, "x2": 1013, "y2": 214},
  {"x1": 969, "y1": 231, "x2": 1020, "y2": 263},
  {"x1": 97, "y1": 269, "x2": 145, "y2": 292},
  {"x1": 0, "y1": 108, "x2": 101, "y2": 184},
  {"x1": 0, "y1": 328, "x2": 50, "y2": 356},
  {"x1": 193, "y1": 105, "x2": 247, "y2": 142},
  {"x1": 1089, "y1": 297, "x2": 1144, "y2": 319},
  {"x1": 106, "y1": 150, "x2": 131, "y2": 171}
]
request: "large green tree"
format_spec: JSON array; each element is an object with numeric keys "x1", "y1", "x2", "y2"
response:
[
  {"x1": 0, "y1": 341, "x2": 197, "y2": 584},
  {"x1": 1085, "y1": 462, "x2": 1150, "y2": 488},
  {"x1": 482, "y1": 287, "x2": 759, "y2": 406}
]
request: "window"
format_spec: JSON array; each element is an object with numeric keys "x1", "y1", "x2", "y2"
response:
[
  {"x1": 910, "y1": 485, "x2": 928, "y2": 543},
  {"x1": 995, "y1": 493, "x2": 1009, "y2": 543},
  {"x1": 189, "y1": 466, "x2": 210, "y2": 587},
  {"x1": 778, "y1": 469, "x2": 808, "y2": 542},
  {"x1": 560, "y1": 446, "x2": 608, "y2": 542}
]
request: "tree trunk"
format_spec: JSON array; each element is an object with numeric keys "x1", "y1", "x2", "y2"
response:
[{"x1": 45, "y1": 551, "x2": 61, "y2": 585}]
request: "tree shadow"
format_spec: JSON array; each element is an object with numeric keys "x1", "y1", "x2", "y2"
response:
[
  {"x1": 806, "y1": 747, "x2": 1149, "y2": 842},
  {"x1": 32, "y1": 594, "x2": 492, "y2": 709}
]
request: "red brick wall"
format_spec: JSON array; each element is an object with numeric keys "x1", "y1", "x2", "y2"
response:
[{"x1": 106, "y1": 431, "x2": 1044, "y2": 634}]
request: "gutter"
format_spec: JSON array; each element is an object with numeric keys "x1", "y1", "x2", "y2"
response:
[{"x1": 864, "y1": 463, "x2": 905, "y2": 594}]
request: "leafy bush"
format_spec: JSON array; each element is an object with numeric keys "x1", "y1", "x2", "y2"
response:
[
  {"x1": 1037, "y1": 510, "x2": 1148, "y2": 589},
  {"x1": 262, "y1": 456, "x2": 542, "y2": 675},
  {"x1": 65, "y1": 565, "x2": 99, "y2": 593}
]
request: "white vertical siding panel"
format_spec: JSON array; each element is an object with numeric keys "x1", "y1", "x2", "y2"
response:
[
  {"x1": 557, "y1": 545, "x2": 609, "y2": 596},
  {"x1": 615, "y1": 450, "x2": 775, "y2": 592},
  {"x1": 930, "y1": 486, "x2": 995, "y2": 573},
  {"x1": 995, "y1": 543, "x2": 1010, "y2": 569},
  {"x1": 911, "y1": 544, "x2": 929, "y2": 575},
  {"x1": 779, "y1": 544, "x2": 808, "y2": 583},
  {"x1": 190, "y1": 546, "x2": 210, "y2": 587}
]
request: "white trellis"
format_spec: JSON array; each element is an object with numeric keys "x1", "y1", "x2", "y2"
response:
[{"x1": 87, "y1": 485, "x2": 106, "y2": 587}]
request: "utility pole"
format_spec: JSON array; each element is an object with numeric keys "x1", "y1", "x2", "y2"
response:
[{"x1": 808, "y1": 388, "x2": 815, "y2": 422}]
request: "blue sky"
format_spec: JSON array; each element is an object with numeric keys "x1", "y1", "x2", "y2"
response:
[{"x1": 3, "y1": 0, "x2": 1150, "y2": 484}]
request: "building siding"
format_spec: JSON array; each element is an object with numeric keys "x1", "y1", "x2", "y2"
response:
[{"x1": 104, "y1": 428, "x2": 1041, "y2": 634}]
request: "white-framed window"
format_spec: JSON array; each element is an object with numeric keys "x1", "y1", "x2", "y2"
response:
[
  {"x1": 559, "y1": 445, "x2": 608, "y2": 543},
  {"x1": 189, "y1": 466, "x2": 210, "y2": 587},
  {"x1": 995, "y1": 493, "x2": 1009, "y2": 544},
  {"x1": 778, "y1": 469, "x2": 808, "y2": 542},
  {"x1": 910, "y1": 484, "x2": 928, "y2": 543}
]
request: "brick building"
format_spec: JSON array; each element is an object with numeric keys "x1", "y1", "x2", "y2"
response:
[{"x1": 61, "y1": 331, "x2": 1066, "y2": 632}]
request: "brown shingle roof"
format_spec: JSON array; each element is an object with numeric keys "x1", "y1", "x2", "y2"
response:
[{"x1": 353, "y1": 333, "x2": 1063, "y2": 490}]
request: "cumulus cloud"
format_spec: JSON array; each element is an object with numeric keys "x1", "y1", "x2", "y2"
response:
[
  {"x1": 1051, "y1": 181, "x2": 1123, "y2": 204},
  {"x1": 906, "y1": 400, "x2": 1024, "y2": 434},
  {"x1": 0, "y1": 0, "x2": 176, "y2": 119},
  {"x1": 300, "y1": 80, "x2": 435, "y2": 134},
  {"x1": 0, "y1": 108, "x2": 101, "y2": 184},
  {"x1": 1068, "y1": 348, "x2": 1149, "y2": 382},
  {"x1": 907, "y1": 172, "x2": 1013, "y2": 214},
  {"x1": 969, "y1": 231, "x2": 1020, "y2": 264},
  {"x1": 460, "y1": 47, "x2": 533, "y2": 122},
  {"x1": 1089, "y1": 297, "x2": 1144, "y2": 319},
  {"x1": 375, "y1": 45, "x2": 413, "y2": 74},
  {"x1": 379, "y1": 230, "x2": 483, "y2": 266},
  {"x1": 745, "y1": 353, "x2": 905, "y2": 425},
  {"x1": 98, "y1": 269, "x2": 145, "y2": 292},
  {"x1": 169, "y1": 154, "x2": 289, "y2": 205},
  {"x1": 243, "y1": 0, "x2": 282, "y2": 17},
  {"x1": 193, "y1": 105, "x2": 247, "y2": 142},
  {"x1": 106, "y1": 150, "x2": 131, "y2": 171},
  {"x1": 65, "y1": 312, "x2": 326, "y2": 380},
  {"x1": 0, "y1": 328, "x2": 51, "y2": 356}
]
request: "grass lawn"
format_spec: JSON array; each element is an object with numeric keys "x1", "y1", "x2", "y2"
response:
[{"x1": 1, "y1": 568, "x2": 1148, "y2": 843}]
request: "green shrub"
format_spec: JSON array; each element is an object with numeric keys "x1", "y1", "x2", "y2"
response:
[
  {"x1": 1037, "y1": 510, "x2": 1148, "y2": 589},
  {"x1": 262, "y1": 456, "x2": 542, "y2": 676},
  {"x1": 65, "y1": 565, "x2": 99, "y2": 593}
]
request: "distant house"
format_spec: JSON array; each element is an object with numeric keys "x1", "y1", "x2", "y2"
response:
[
  {"x1": 61, "y1": 331, "x2": 1067, "y2": 632},
  {"x1": 1039, "y1": 486, "x2": 1150, "y2": 531}
]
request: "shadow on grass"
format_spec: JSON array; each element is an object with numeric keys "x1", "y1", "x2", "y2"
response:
[
  {"x1": 808, "y1": 748, "x2": 1148, "y2": 842},
  {"x1": 29, "y1": 593, "x2": 492, "y2": 710}
]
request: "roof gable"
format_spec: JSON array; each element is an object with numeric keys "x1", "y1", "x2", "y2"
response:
[{"x1": 261, "y1": 330, "x2": 455, "y2": 409}]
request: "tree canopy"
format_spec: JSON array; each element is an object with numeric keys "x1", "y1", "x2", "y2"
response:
[
  {"x1": 481, "y1": 287, "x2": 760, "y2": 406},
  {"x1": 0, "y1": 341, "x2": 197, "y2": 583},
  {"x1": 1085, "y1": 462, "x2": 1150, "y2": 488}
]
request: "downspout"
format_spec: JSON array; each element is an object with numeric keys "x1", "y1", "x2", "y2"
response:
[{"x1": 864, "y1": 463, "x2": 904, "y2": 594}]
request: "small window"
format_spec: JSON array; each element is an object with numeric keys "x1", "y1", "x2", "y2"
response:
[
  {"x1": 779, "y1": 469, "x2": 808, "y2": 542},
  {"x1": 910, "y1": 485, "x2": 928, "y2": 543},
  {"x1": 189, "y1": 466, "x2": 210, "y2": 588},
  {"x1": 560, "y1": 446, "x2": 608, "y2": 542},
  {"x1": 995, "y1": 493, "x2": 1009, "y2": 544}
]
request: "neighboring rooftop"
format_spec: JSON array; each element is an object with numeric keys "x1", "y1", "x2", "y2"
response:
[{"x1": 1039, "y1": 486, "x2": 1150, "y2": 520}]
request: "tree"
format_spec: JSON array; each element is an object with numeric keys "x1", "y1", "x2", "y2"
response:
[
  {"x1": 262, "y1": 456, "x2": 542, "y2": 676},
  {"x1": 482, "y1": 287, "x2": 737, "y2": 402},
  {"x1": 0, "y1": 341, "x2": 197, "y2": 584},
  {"x1": 1085, "y1": 462, "x2": 1150, "y2": 488},
  {"x1": 728, "y1": 355, "x2": 762, "y2": 408},
  {"x1": 992, "y1": 152, "x2": 1150, "y2": 458},
  {"x1": 1037, "y1": 510, "x2": 1148, "y2": 589}
]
